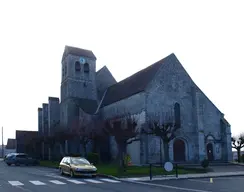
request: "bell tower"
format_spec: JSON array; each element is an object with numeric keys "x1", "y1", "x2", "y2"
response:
[{"x1": 60, "y1": 46, "x2": 98, "y2": 127}]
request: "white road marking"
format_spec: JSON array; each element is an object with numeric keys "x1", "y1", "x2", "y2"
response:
[
  {"x1": 188, "y1": 179, "x2": 212, "y2": 184},
  {"x1": 49, "y1": 180, "x2": 66, "y2": 185},
  {"x1": 99, "y1": 178, "x2": 121, "y2": 183},
  {"x1": 29, "y1": 181, "x2": 46, "y2": 185},
  {"x1": 128, "y1": 181, "x2": 212, "y2": 192},
  {"x1": 66, "y1": 179, "x2": 86, "y2": 184},
  {"x1": 84, "y1": 179, "x2": 103, "y2": 184},
  {"x1": 8, "y1": 181, "x2": 24, "y2": 186}
]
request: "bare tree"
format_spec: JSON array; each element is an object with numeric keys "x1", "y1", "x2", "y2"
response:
[
  {"x1": 103, "y1": 114, "x2": 139, "y2": 168},
  {"x1": 69, "y1": 117, "x2": 93, "y2": 157},
  {"x1": 142, "y1": 112, "x2": 180, "y2": 162},
  {"x1": 232, "y1": 133, "x2": 244, "y2": 162}
]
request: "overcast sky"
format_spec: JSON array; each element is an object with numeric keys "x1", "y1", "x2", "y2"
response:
[{"x1": 0, "y1": 0, "x2": 243, "y2": 144}]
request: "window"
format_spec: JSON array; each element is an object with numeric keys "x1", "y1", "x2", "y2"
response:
[
  {"x1": 174, "y1": 102, "x2": 181, "y2": 128},
  {"x1": 16, "y1": 154, "x2": 27, "y2": 158},
  {"x1": 84, "y1": 63, "x2": 89, "y2": 73},
  {"x1": 75, "y1": 61, "x2": 81, "y2": 71},
  {"x1": 71, "y1": 158, "x2": 90, "y2": 165}
]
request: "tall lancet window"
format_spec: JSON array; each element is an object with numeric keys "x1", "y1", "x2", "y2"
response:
[
  {"x1": 174, "y1": 102, "x2": 181, "y2": 128},
  {"x1": 84, "y1": 63, "x2": 89, "y2": 73},
  {"x1": 75, "y1": 61, "x2": 81, "y2": 71}
]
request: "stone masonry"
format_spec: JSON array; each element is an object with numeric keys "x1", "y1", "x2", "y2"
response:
[{"x1": 37, "y1": 46, "x2": 232, "y2": 164}]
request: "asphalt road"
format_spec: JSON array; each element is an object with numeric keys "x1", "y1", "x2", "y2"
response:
[
  {"x1": 0, "y1": 160, "x2": 178, "y2": 192},
  {"x1": 140, "y1": 176, "x2": 244, "y2": 192}
]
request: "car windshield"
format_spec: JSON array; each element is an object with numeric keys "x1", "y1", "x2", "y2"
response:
[{"x1": 71, "y1": 158, "x2": 90, "y2": 165}]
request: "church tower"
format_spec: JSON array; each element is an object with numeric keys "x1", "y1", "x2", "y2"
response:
[{"x1": 60, "y1": 46, "x2": 97, "y2": 128}]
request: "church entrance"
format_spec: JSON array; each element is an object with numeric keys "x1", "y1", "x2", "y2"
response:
[
  {"x1": 173, "y1": 139, "x2": 186, "y2": 162},
  {"x1": 207, "y1": 143, "x2": 214, "y2": 161}
]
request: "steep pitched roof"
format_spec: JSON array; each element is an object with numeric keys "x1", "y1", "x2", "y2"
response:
[
  {"x1": 96, "y1": 66, "x2": 117, "y2": 100},
  {"x1": 62, "y1": 45, "x2": 96, "y2": 61},
  {"x1": 101, "y1": 54, "x2": 174, "y2": 107},
  {"x1": 5, "y1": 139, "x2": 16, "y2": 149}
]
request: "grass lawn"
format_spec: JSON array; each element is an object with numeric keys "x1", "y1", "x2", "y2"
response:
[{"x1": 39, "y1": 160, "x2": 207, "y2": 177}]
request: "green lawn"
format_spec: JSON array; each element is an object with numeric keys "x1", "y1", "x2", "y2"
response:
[{"x1": 39, "y1": 161, "x2": 207, "y2": 177}]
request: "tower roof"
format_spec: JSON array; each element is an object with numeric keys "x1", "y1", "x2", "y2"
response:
[{"x1": 62, "y1": 46, "x2": 97, "y2": 61}]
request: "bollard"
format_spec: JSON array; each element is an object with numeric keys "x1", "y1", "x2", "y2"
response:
[
  {"x1": 175, "y1": 163, "x2": 178, "y2": 178},
  {"x1": 149, "y1": 164, "x2": 152, "y2": 180}
]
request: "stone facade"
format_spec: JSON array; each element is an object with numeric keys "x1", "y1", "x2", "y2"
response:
[
  {"x1": 38, "y1": 108, "x2": 43, "y2": 134},
  {"x1": 37, "y1": 46, "x2": 232, "y2": 164},
  {"x1": 48, "y1": 97, "x2": 60, "y2": 136},
  {"x1": 41, "y1": 103, "x2": 49, "y2": 159}
]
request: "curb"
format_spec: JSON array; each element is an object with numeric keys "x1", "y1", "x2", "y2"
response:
[
  {"x1": 229, "y1": 162, "x2": 244, "y2": 166},
  {"x1": 120, "y1": 173, "x2": 244, "y2": 182}
]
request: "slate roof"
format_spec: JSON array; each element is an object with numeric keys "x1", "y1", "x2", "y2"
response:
[
  {"x1": 72, "y1": 97, "x2": 98, "y2": 114},
  {"x1": 5, "y1": 139, "x2": 16, "y2": 149},
  {"x1": 96, "y1": 66, "x2": 117, "y2": 100},
  {"x1": 62, "y1": 45, "x2": 96, "y2": 61},
  {"x1": 101, "y1": 54, "x2": 174, "y2": 107}
]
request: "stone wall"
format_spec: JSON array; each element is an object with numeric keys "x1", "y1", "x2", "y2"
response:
[
  {"x1": 38, "y1": 108, "x2": 43, "y2": 134},
  {"x1": 145, "y1": 54, "x2": 197, "y2": 162},
  {"x1": 144, "y1": 54, "x2": 230, "y2": 162},
  {"x1": 101, "y1": 94, "x2": 146, "y2": 164},
  {"x1": 61, "y1": 55, "x2": 97, "y2": 101},
  {"x1": 48, "y1": 97, "x2": 60, "y2": 136}
]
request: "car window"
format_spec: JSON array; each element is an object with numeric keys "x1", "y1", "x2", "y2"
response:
[
  {"x1": 61, "y1": 157, "x2": 67, "y2": 163},
  {"x1": 16, "y1": 154, "x2": 27, "y2": 158},
  {"x1": 66, "y1": 157, "x2": 70, "y2": 164},
  {"x1": 71, "y1": 158, "x2": 90, "y2": 165}
]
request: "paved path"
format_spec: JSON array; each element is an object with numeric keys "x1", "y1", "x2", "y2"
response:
[
  {"x1": 121, "y1": 171, "x2": 244, "y2": 182},
  {"x1": 136, "y1": 176, "x2": 244, "y2": 192}
]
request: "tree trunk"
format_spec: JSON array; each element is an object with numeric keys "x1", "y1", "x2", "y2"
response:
[
  {"x1": 118, "y1": 142, "x2": 127, "y2": 168},
  {"x1": 237, "y1": 148, "x2": 241, "y2": 163},
  {"x1": 163, "y1": 141, "x2": 170, "y2": 162}
]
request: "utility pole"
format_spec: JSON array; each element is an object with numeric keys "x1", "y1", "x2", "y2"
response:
[{"x1": 1, "y1": 127, "x2": 4, "y2": 158}]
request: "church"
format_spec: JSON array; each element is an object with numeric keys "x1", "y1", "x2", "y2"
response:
[{"x1": 38, "y1": 45, "x2": 232, "y2": 164}]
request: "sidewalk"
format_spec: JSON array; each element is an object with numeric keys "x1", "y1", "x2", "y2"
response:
[{"x1": 120, "y1": 171, "x2": 244, "y2": 182}]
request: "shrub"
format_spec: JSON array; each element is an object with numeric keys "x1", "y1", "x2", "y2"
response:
[
  {"x1": 87, "y1": 153, "x2": 99, "y2": 165},
  {"x1": 201, "y1": 159, "x2": 209, "y2": 168},
  {"x1": 124, "y1": 154, "x2": 131, "y2": 166}
]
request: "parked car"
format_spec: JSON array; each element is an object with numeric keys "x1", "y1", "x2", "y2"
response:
[
  {"x1": 5, "y1": 153, "x2": 39, "y2": 166},
  {"x1": 4, "y1": 153, "x2": 15, "y2": 162},
  {"x1": 59, "y1": 156, "x2": 97, "y2": 177}
]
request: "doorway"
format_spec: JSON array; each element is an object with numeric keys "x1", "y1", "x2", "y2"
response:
[
  {"x1": 207, "y1": 143, "x2": 214, "y2": 161},
  {"x1": 173, "y1": 139, "x2": 186, "y2": 162}
]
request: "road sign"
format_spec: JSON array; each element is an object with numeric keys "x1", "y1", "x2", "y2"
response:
[{"x1": 164, "y1": 162, "x2": 173, "y2": 172}]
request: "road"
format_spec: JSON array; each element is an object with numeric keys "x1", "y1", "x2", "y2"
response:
[
  {"x1": 1, "y1": 160, "x2": 243, "y2": 192},
  {"x1": 139, "y1": 176, "x2": 244, "y2": 192},
  {"x1": 0, "y1": 160, "x2": 177, "y2": 192}
]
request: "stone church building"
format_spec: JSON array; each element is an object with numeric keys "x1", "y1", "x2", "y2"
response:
[{"x1": 38, "y1": 45, "x2": 232, "y2": 164}]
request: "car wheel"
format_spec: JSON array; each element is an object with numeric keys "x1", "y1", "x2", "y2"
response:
[
  {"x1": 92, "y1": 175, "x2": 97, "y2": 178},
  {"x1": 7, "y1": 163, "x2": 11, "y2": 166},
  {"x1": 70, "y1": 170, "x2": 75, "y2": 178},
  {"x1": 60, "y1": 168, "x2": 64, "y2": 175}
]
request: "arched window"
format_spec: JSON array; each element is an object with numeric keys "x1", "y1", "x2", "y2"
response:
[
  {"x1": 174, "y1": 102, "x2": 181, "y2": 128},
  {"x1": 84, "y1": 63, "x2": 89, "y2": 73},
  {"x1": 75, "y1": 61, "x2": 81, "y2": 71}
]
